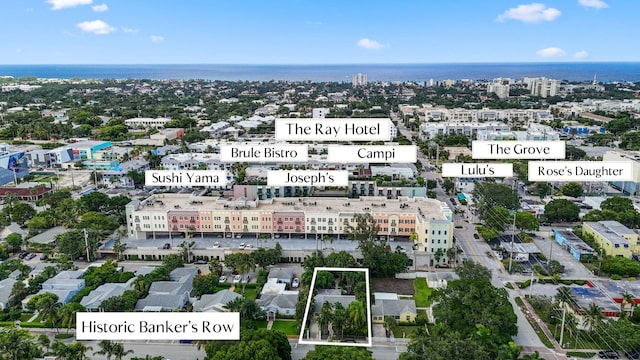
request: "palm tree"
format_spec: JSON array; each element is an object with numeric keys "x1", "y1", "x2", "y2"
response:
[
  {"x1": 556, "y1": 286, "x2": 577, "y2": 309},
  {"x1": 67, "y1": 342, "x2": 93, "y2": 360},
  {"x1": 348, "y1": 301, "x2": 366, "y2": 334},
  {"x1": 37, "y1": 295, "x2": 62, "y2": 334},
  {"x1": 180, "y1": 240, "x2": 196, "y2": 262},
  {"x1": 621, "y1": 291, "x2": 635, "y2": 318},
  {"x1": 383, "y1": 316, "x2": 398, "y2": 338},
  {"x1": 446, "y1": 247, "x2": 456, "y2": 267},
  {"x1": 318, "y1": 302, "x2": 333, "y2": 338},
  {"x1": 93, "y1": 340, "x2": 116, "y2": 360},
  {"x1": 237, "y1": 254, "x2": 256, "y2": 294},
  {"x1": 582, "y1": 302, "x2": 605, "y2": 333},
  {"x1": 112, "y1": 239, "x2": 126, "y2": 261},
  {"x1": 332, "y1": 302, "x2": 348, "y2": 339},
  {"x1": 112, "y1": 343, "x2": 134, "y2": 360},
  {"x1": 497, "y1": 341, "x2": 522, "y2": 360}
]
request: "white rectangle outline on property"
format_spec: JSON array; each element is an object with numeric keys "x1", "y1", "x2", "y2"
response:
[{"x1": 298, "y1": 267, "x2": 372, "y2": 348}]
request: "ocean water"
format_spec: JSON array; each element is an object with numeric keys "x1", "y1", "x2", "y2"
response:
[{"x1": 1, "y1": 63, "x2": 639, "y2": 82}]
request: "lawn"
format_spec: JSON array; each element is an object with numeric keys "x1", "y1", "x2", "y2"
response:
[
  {"x1": 392, "y1": 325, "x2": 423, "y2": 339},
  {"x1": 413, "y1": 278, "x2": 433, "y2": 307},
  {"x1": 234, "y1": 287, "x2": 257, "y2": 300},
  {"x1": 271, "y1": 320, "x2": 299, "y2": 335}
]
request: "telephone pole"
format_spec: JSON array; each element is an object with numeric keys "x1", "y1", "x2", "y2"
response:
[{"x1": 83, "y1": 228, "x2": 91, "y2": 262}]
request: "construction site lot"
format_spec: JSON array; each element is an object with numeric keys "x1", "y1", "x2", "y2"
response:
[{"x1": 373, "y1": 278, "x2": 415, "y2": 296}]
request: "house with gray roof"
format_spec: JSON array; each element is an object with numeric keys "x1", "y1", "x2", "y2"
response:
[
  {"x1": 135, "y1": 267, "x2": 197, "y2": 312},
  {"x1": 268, "y1": 267, "x2": 294, "y2": 285},
  {"x1": 313, "y1": 289, "x2": 356, "y2": 314},
  {"x1": 37, "y1": 270, "x2": 85, "y2": 304},
  {"x1": 257, "y1": 292, "x2": 299, "y2": 319},
  {"x1": 372, "y1": 299, "x2": 417, "y2": 324},
  {"x1": 27, "y1": 226, "x2": 67, "y2": 244},
  {"x1": 192, "y1": 290, "x2": 242, "y2": 312},
  {"x1": 80, "y1": 278, "x2": 135, "y2": 311},
  {"x1": 0, "y1": 222, "x2": 27, "y2": 240},
  {"x1": 0, "y1": 277, "x2": 17, "y2": 310}
]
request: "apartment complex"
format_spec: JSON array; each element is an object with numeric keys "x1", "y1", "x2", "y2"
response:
[
  {"x1": 602, "y1": 150, "x2": 640, "y2": 195},
  {"x1": 582, "y1": 221, "x2": 639, "y2": 258},
  {"x1": 125, "y1": 194, "x2": 453, "y2": 255},
  {"x1": 352, "y1": 73, "x2": 368, "y2": 87}
]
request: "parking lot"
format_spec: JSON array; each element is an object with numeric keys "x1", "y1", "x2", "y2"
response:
[{"x1": 532, "y1": 229, "x2": 596, "y2": 279}]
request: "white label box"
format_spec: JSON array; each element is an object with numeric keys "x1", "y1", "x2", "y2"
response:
[
  {"x1": 472, "y1": 141, "x2": 565, "y2": 159},
  {"x1": 145, "y1": 170, "x2": 228, "y2": 187},
  {"x1": 219, "y1": 144, "x2": 308, "y2": 163},
  {"x1": 76, "y1": 312, "x2": 239, "y2": 340},
  {"x1": 327, "y1": 145, "x2": 417, "y2": 163},
  {"x1": 442, "y1": 163, "x2": 513, "y2": 178},
  {"x1": 528, "y1": 161, "x2": 633, "y2": 181},
  {"x1": 267, "y1": 170, "x2": 349, "y2": 187},
  {"x1": 275, "y1": 118, "x2": 392, "y2": 141}
]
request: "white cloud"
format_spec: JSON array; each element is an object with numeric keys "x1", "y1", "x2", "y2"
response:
[
  {"x1": 15, "y1": 49, "x2": 22, "y2": 54},
  {"x1": 573, "y1": 50, "x2": 589, "y2": 59},
  {"x1": 497, "y1": 3, "x2": 561, "y2": 23},
  {"x1": 150, "y1": 35, "x2": 165, "y2": 43},
  {"x1": 76, "y1": 20, "x2": 115, "y2": 35},
  {"x1": 46, "y1": 0, "x2": 92, "y2": 10},
  {"x1": 578, "y1": 0, "x2": 608, "y2": 8},
  {"x1": 91, "y1": 3, "x2": 108, "y2": 12},
  {"x1": 122, "y1": 27, "x2": 140, "y2": 33},
  {"x1": 536, "y1": 47, "x2": 566, "y2": 57},
  {"x1": 357, "y1": 38, "x2": 383, "y2": 50}
]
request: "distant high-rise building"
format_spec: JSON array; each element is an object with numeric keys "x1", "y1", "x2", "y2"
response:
[
  {"x1": 488, "y1": 79, "x2": 510, "y2": 99},
  {"x1": 526, "y1": 77, "x2": 560, "y2": 98},
  {"x1": 352, "y1": 73, "x2": 368, "y2": 86}
]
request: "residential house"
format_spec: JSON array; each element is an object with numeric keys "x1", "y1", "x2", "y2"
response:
[
  {"x1": 135, "y1": 267, "x2": 197, "y2": 312},
  {"x1": 0, "y1": 222, "x2": 27, "y2": 240},
  {"x1": 37, "y1": 270, "x2": 85, "y2": 304},
  {"x1": 268, "y1": 268, "x2": 294, "y2": 286},
  {"x1": 80, "y1": 278, "x2": 135, "y2": 311},
  {"x1": 0, "y1": 277, "x2": 17, "y2": 310},
  {"x1": 314, "y1": 289, "x2": 356, "y2": 314},
  {"x1": 372, "y1": 299, "x2": 417, "y2": 323},
  {"x1": 192, "y1": 289, "x2": 242, "y2": 312},
  {"x1": 257, "y1": 292, "x2": 299, "y2": 320}
]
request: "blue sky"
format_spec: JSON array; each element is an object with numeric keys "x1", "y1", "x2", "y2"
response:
[{"x1": 1, "y1": 0, "x2": 636, "y2": 64}]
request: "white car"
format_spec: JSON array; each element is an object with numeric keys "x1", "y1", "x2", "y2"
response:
[
  {"x1": 233, "y1": 275, "x2": 242, "y2": 283},
  {"x1": 245, "y1": 244, "x2": 253, "y2": 249},
  {"x1": 239, "y1": 243, "x2": 245, "y2": 250},
  {"x1": 219, "y1": 276, "x2": 227, "y2": 283},
  {"x1": 292, "y1": 278, "x2": 300, "y2": 288},
  {"x1": 241, "y1": 275, "x2": 250, "y2": 284},
  {"x1": 213, "y1": 242, "x2": 220, "y2": 248}
]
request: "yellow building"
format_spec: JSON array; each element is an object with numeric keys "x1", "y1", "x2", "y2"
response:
[
  {"x1": 372, "y1": 299, "x2": 417, "y2": 323},
  {"x1": 583, "y1": 221, "x2": 638, "y2": 258}
]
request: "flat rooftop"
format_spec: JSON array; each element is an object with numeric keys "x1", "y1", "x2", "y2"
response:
[
  {"x1": 133, "y1": 194, "x2": 450, "y2": 221},
  {"x1": 585, "y1": 222, "x2": 631, "y2": 246}
]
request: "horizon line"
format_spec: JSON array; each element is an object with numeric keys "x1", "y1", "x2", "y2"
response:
[{"x1": 1, "y1": 61, "x2": 640, "y2": 66}]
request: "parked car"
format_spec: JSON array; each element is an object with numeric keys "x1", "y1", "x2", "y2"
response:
[
  {"x1": 598, "y1": 350, "x2": 620, "y2": 359},
  {"x1": 18, "y1": 253, "x2": 27, "y2": 259},
  {"x1": 163, "y1": 243, "x2": 171, "y2": 249},
  {"x1": 241, "y1": 275, "x2": 250, "y2": 283},
  {"x1": 26, "y1": 253, "x2": 36, "y2": 260},
  {"x1": 39, "y1": 254, "x2": 48, "y2": 260},
  {"x1": 233, "y1": 275, "x2": 242, "y2": 283},
  {"x1": 219, "y1": 276, "x2": 227, "y2": 283},
  {"x1": 245, "y1": 244, "x2": 253, "y2": 249},
  {"x1": 194, "y1": 259, "x2": 207, "y2": 264},
  {"x1": 239, "y1": 243, "x2": 245, "y2": 250},
  {"x1": 213, "y1": 242, "x2": 220, "y2": 248},
  {"x1": 292, "y1": 278, "x2": 299, "y2": 288}
]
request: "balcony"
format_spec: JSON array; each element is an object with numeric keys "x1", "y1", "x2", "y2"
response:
[
  {"x1": 224, "y1": 219, "x2": 230, "y2": 224},
  {"x1": 310, "y1": 226, "x2": 316, "y2": 231},
  {"x1": 134, "y1": 217, "x2": 140, "y2": 222},
  {"x1": 277, "y1": 220, "x2": 283, "y2": 224},
  {"x1": 327, "y1": 220, "x2": 334, "y2": 225},
  {"x1": 243, "y1": 220, "x2": 248, "y2": 224},
  {"x1": 328, "y1": 228, "x2": 334, "y2": 233},
  {"x1": 391, "y1": 222, "x2": 397, "y2": 227},
  {"x1": 171, "y1": 219, "x2": 178, "y2": 223},
  {"x1": 310, "y1": 220, "x2": 316, "y2": 224},
  {"x1": 190, "y1": 219, "x2": 196, "y2": 223},
  {"x1": 172, "y1": 226, "x2": 178, "y2": 231},
  {"x1": 295, "y1": 220, "x2": 301, "y2": 224}
]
